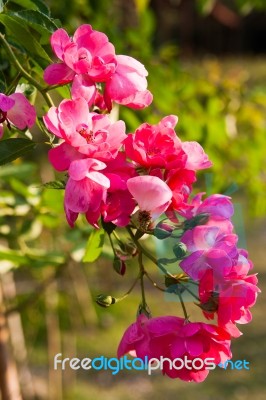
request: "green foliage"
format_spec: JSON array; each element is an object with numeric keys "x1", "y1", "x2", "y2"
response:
[
  {"x1": 83, "y1": 228, "x2": 105, "y2": 263},
  {"x1": 0, "y1": 138, "x2": 36, "y2": 165}
]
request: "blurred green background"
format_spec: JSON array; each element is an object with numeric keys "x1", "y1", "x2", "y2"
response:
[{"x1": 0, "y1": 0, "x2": 265, "y2": 399}]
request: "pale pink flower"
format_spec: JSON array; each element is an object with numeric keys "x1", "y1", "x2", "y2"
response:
[
  {"x1": 0, "y1": 92, "x2": 36, "y2": 138},
  {"x1": 127, "y1": 175, "x2": 172, "y2": 221},
  {"x1": 104, "y1": 55, "x2": 153, "y2": 110},
  {"x1": 44, "y1": 98, "x2": 126, "y2": 161}
]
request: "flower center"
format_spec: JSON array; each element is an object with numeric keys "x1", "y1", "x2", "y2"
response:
[
  {"x1": 138, "y1": 210, "x2": 152, "y2": 231},
  {"x1": 77, "y1": 124, "x2": 94, "y2": 143}
]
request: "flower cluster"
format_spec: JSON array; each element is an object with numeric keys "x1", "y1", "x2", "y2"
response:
[{"x1": 43, "y1": 24, "x2": 259, "y2": 383}]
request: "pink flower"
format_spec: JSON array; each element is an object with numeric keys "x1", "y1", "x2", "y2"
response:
[
  {"x1": 104, "y1": 55, "x2": 153, "y2": 110},
  {"x1": 44, "y1": 25, "x2": 152, "y2": 110},
  {"x1": 44, "y1": 25, "x2": 116, "y2": 86},
  {"x1": 179, "y1": 226, "x2": 238, "y2": 281},
  {"x1": 127, "y1": 175, "x2": 172, "y2": 225},
  {"x1": 117, "y1": 314, "x2": 232, "y2": 382},
  {"x1": 64, "y1": 158, "x2": 110, "y2": 227},
  {"x1": 0, "y1": 92, "x2": 36, "y2": 138},
  {"x1": 199, "y1": 252, "x2": 260, "y2": 335},
  {"x1": 124, "y1": 116, "x2": 187, "y2": 170},
  {"x1": 44, "y1": 98, "x2": 126, "y2": 161}
]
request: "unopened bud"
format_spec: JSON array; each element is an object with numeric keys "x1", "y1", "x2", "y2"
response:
[
  {"x1": 96, "y1": 294, "x2": 116, "y2": 308},
  {"x1": 154, "y1": 221, "x2": 175, "y2": 240},
  {"x1": 113, "y1": 257, "x2": 126, "y2": 276},
  {"x1": 173, "y1": 242, "x2": 187, "y2": 259},
  {"x1": 184, "y1": 213, "x2": 209, "y2": 230}
]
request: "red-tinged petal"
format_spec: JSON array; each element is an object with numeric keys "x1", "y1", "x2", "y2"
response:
[
  {"x1": 7, "y1": 93, "x2": 36, "y2": 129},
  {"x1": 44, "y1": 63, "x2": 75, "y2": 85},
  {"x1": 50, "y1": 28, "x2": 70, "y2": 60},
  {"x1": 48, "y1": 143, "x2": 84, "y2": 171},
  {"x1": 116, "y1": 89, "x2": 153, "y2": 109}
]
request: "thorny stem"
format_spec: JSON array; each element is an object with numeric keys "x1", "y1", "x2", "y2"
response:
[{"x1": 0, "y1": 33, "x2": 54, "y2": 108}]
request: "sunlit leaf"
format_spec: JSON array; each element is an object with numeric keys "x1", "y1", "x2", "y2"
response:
[{"x1": 83, "y1": 228, "x2": 105, "y2": 263}]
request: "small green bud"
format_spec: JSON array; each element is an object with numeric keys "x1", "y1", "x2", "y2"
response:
[
  {"x1": 173, "y1": 242, "x2": 187, "y2": 259},
  {"x1": 184, "y1": 213, "x2": 209, "y2": 230},
  {"x1": 113, "y1": 257, "x2": 126, "y2": 276},
  {"x1": 96, "y1": 294, "x2": 116, "y2": 308},
  {"x1": 154, "y1": 221, "x2": 175, "y2": 240}
]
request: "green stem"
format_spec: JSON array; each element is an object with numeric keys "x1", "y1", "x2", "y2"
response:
[
  {"x1": 144, "y1": 271, "x2": 165, "y2": 292},
  {"x1": 6, "y1": 72, "x2": 21, "y2": 95},
  {"x1": 116, "y1": 272, "x2": 140, "y2": 302},
  {"x1": 126, "y1": 226, "x2": 175, "y2": 278},
  {"x1": 0, "y1": 33, "x2": 54, "y2": 108},
  {"x1": 178, "y1": 281, "x2": 200, "y2": 301},
  {"x1": 176, "y1": 289, "x2": 189, "y2": 320},
  {"x1": 138, "y1": 251, "x2": 146, "y2": 308}
]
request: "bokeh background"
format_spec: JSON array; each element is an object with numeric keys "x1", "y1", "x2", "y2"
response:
[{"x1": 0, "y1": 0, "x2": 266, "y2": 399}]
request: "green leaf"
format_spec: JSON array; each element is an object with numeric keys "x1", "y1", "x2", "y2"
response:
[
  {"x1": 8, "y1": 10, "x2": 58, "y2": 44},
  {"x1": 0, "y1": 138, "x2": 36, "y2": 165},
  {"x1": 9, "y1": 0, "x2": 50, "y2": 16},
  {"x1": 83, "y1": 229, "x2": 105, "y2": 263},
  {"x1": 42, "y1": 180, "x2": 66, "y2": 189},
  {"x1": 0, "y1": 14, "x2": 51, "y2": 61}
]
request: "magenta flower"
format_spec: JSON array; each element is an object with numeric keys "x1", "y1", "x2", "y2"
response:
[
  {"x1": 44, "y1": 25, "x2": 152, "y2": 110},
  {"x1": 127, "y1": 175, "x2": 172, "y2": 226},
  {"x1": 64, "y1": 158, "x2": 110, "y2": 227},
  {"x1": 179, "y1": 226, "x2": 238, "y2": 281},
  {"x1": 117, "y1": 314, "x2": 232, "y2": 382},
  {"x1": 124, "y1": 115, "x2": 187, "y2": 170},
  {"x1": 101, "y1": 153, "x2": 136, "y2": 227},
  {"x1": 199, "y1": 252, "x2": 260, "y2": 334},
  {"x1": 179, "y1": 193, "x2": 234, "y2": 232},
  {"x1": 44, "y1": 98, "x2": 126, "y2": 161},
  {"x1": 0, "y1": 92, "x2": 36, "y2": 138}
]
